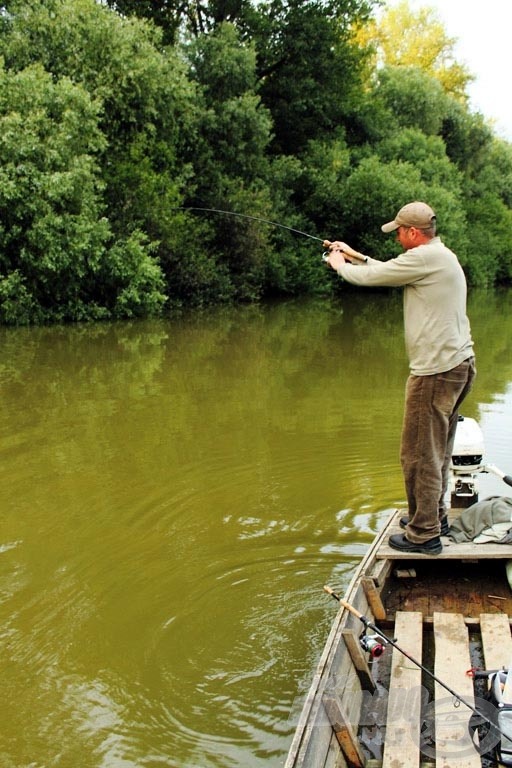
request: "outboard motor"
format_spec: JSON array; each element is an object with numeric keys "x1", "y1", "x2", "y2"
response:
[{"x1": 450, "y1": 416, "x2": 484, "y2": 507}]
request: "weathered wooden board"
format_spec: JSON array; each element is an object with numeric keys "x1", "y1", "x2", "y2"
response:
[
  {"x1": 480, "y1": 612, "x2": 512, "y2": 671},
  {"x1": 382, "y1": 611, "x2": 423, "y2": 768},
  {"x1": 433, "y1": 612, "x2": 481, "y2": 768}
]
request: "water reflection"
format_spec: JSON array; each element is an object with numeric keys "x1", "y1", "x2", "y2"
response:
[{"x1": 0, "y1": 289, "x2": 511, "y2": 766}]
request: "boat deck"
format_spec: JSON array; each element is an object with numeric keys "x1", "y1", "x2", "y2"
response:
[
  {"x1": 362, "y1": 610, "x2": 512, "y2": 768},
  {"x1": 361, "y1": 512, "x2": 512, "y2": 767},
  {"x1": 286, "y1": 507, "x2": 512, "y2": 768},
  {"x1": 381, "y1": 558, "x2": 512, "y2": 620},
  {"x1": 377, "y1": 510, "x2": 512, "y2": 560},
  {"x1": 361, "y1": 510, "x2": 512, "y2": 623}
]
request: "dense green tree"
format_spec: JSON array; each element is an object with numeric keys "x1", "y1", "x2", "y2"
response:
[
  {"x1": 475, "y1": 139, "x2": 512, "y2": 209},
  {"x1": 0, "y1": 0, "x2": 511, "y2": 324},
  {"x1": 317, "y1": 154, "x2": 468, "y2": 261},
  {"x1": 377, "y1": 127, "x2": 462, "y2": 189},
  {"x1": 260, "y1": 152, "x2": 333, "y2": 295},
  {"x1": 105, "y1": 0, "x2": 376, "y2": 156},
  {"x1": 0, "y1": 0, "x2": 196, "y2": 218},
  {"x1": 0, "y1": 0, "x2": 203, "y2": 316},
  {"x1": 103, "y1": 0, "x2": 255, "y2": 42},
  {"x1": 0, "y1": 62, "x2": 166, "y2": 324},
  {"x1": 463, "y1": 193, "x2": 512, "y2": 286},
  {"x1": 186, "y1": 24, "x2": 271, "y2": 181},
  {"x1": 458, "y1": 137, "x2": 512, "y2": 285},
  {"x1": 441, "y1": 98, "x2": 495, "y2": 172},
  {"x1": 251, "y1": 0, "x2": 374, "y2": 155},
  {"x1": 438, "y1": 101, "x2": 512, "y2": 285},
  {"x1": 375, "y1": 65, "x2": 449, "y2": 136},
  {"x1": 179, "y1": 23, "x2": 275, "y2": 302},
  {"x1": 102, "y1": 0, "x2": 185, "y2": 43}
]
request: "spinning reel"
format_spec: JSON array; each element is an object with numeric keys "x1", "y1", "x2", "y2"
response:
[{"x1": 359, "y1": 629, "x2": 386, "y2": 659}]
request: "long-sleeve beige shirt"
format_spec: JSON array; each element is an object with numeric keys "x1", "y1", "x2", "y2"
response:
[{"x1": 336, "y1": 237, "x2": 474, "y2": 376}]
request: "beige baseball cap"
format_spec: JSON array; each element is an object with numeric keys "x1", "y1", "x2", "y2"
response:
[{"x1": 381, "y1": 201, "x2": 436, "y2": 233}]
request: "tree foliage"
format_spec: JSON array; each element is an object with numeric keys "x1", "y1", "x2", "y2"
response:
[
  {"x1": 356, "y1": 0, "x2": 474, "y2": 101},
  {"x1": 0, "y1": 0, "x2": 510, "y2": 324},
  {"x1": 0, "y1": 60, "x2": 166, "y2": 323},
  {"x1": 375, "y1": 65, "x2": 449, "y2": 136},
  {"x1": 0, "y1": 0, "x2": 193, "y2": 320},
  {"x1": 103, "y1": 0, "x2": 255, "y2": 42},
  {"x1": 249, "y1": 0, "x2": 374, "y2": 155}
]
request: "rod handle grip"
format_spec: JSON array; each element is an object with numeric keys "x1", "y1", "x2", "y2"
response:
[{"x1": 323, "y1": 586, "x2": 364, "y2": 619}]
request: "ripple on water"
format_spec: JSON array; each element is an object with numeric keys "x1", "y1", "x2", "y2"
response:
[
  {"x1": 133, "y1": 540, "x2": 362, "y2": 767},
  {"x1": 1, "y1": 296, "x2": 512, "y2": 768}
]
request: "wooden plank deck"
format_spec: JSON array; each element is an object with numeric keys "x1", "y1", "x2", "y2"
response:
[
  {"x1": 382, "y1": 562, "x2": 512, "y2": 619},
  {"x1": 377, "y1": 511, "x2": 512, "y2": 560},
  {"x1": 286, "y1": 507, "x2": 512, "y2": 768},
  {"x1": 365, "y1": 610, "x2": 512, "y2": 768}
]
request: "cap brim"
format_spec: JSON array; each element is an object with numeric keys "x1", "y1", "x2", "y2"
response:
[{"x1": 381, "y1": 220, "x2": 399, "y2": 233}]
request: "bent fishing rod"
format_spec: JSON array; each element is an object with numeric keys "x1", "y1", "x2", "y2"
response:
[
  {"x1": 178, "y1": 206, "x2": 323, "y2": 242},
  {"x1": 324, "y1": 586, "x2": 506, "y2": 742},
  {"x1": 176, "y1": 206, "x2": 366, "y2": 261}
]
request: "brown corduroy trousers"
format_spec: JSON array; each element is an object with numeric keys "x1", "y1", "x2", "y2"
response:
[{"x1": 401, "y1": 357, "x2": 477, "y2": 543}]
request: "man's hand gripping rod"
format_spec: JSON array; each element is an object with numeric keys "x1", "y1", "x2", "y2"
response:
[{"x1": 322, "y1": 241, "x2": 368, "y2": 264}]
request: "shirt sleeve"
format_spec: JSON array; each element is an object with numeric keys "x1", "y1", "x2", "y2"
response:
[{"x1": 337, "y1": 250, "x2": 427, "y2": 288}]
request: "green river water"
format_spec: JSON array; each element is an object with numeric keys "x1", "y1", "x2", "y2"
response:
[{"x1": 1, "y1": 289, "x2": 512, "y2": 768}]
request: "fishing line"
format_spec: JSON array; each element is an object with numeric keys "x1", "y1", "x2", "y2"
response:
[{"x1": 176, "y1": 206, "x2": 324, "y2": 242}]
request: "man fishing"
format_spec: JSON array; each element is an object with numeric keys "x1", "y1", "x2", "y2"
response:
[{"x1": 324, "y1": 201, "x2": 476, "y2": 555}]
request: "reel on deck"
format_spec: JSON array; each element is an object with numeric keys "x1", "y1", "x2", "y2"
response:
[{"x1": 359, "y1": 631, "x2": 385, "y2": 658}]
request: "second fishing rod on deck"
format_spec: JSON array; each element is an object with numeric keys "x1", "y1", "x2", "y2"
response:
[{"x1": 324, "y1": 585, "x2": 512, "y2": 755}]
